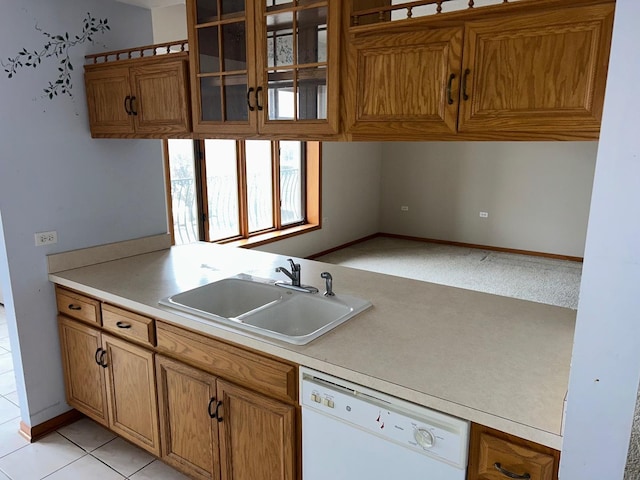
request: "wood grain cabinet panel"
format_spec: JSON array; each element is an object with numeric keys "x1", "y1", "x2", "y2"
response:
[
  {"x1": 345, "y1": 0, "x2": 614, "y2": 140},
  {"x1": 58, "y1": 316, "x2": 109, "y2": 427},
  {"x1": 468, "y1": 423, "x2": 560, "y2": 480},
  {"x1": 102, "y1": 303, "x2": 155, "y2": 347},
  {"x1": 56, "y1": 286, "x2": 101, "y2": 326},
  {"x1": 156, "y1": 355, "x2": 221, "y2": 480},
  {"x1": 102, "y1": 333, "x2": 161, "y2": 456},
  {"x1": 84, "y1": 53, "x2": 191, "y2": 138},
  {"x1": 217, "y1": 380, "x2": 295, "y2": 480},
  {"x1": 458, "y1": 3, "x2": 615, "y2": 135},
  {"x1": 347, "y1": 26, "x2": 463, "y2": 137}
]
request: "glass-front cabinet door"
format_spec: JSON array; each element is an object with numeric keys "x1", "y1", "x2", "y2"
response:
[
  {"x1": 188, "y1": 0, "x2": 258, "y2": 135},
  {"x1": 188, "y1": 0, "x2": 340, "y2": 136},
  {"x1": 256, "y1": 0, "x2": 340, "y2": 135}
]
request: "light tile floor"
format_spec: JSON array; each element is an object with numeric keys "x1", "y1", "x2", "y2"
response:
[{"x1": 0, "y1": 305, "x2": 189, "y2": 479}]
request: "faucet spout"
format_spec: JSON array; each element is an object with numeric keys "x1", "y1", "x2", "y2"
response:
[{"x1": 276, "y1": 258, "x2": 302, "y2": 287}]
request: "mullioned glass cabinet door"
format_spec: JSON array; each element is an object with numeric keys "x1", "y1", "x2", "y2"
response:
[
  {"x1": 189, "y1": 0, "x2": 258, "y2": 134},
  {"x1": 256, "y1": 0, "x2": 340, "y2": 135}
]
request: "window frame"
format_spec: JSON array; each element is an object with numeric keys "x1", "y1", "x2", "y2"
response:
[{"x1": 164, "y1": 139, "x2": 321, "y2": 248}]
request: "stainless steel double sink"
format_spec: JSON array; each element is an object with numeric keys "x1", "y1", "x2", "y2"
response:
[{"x1": 159, "y1": 274, "x2": 372, "y2": 345}]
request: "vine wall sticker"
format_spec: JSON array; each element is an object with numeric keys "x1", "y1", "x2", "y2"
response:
[{"x1": 1, "y1": 13, "x2": 110, "y2": 99}]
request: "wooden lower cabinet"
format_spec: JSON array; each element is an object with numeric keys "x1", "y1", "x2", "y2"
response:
[
  {"x1": 58, "y1": 316, "x2": 109, "y2": 427},
  {"x1": 217, "y1": 379, "x2": 295, "y2": 480},
  {"x1": 102, "y1": 334, "x2": 160, "y2": 456},
  {"x1": 468, "y1": 423, "x2": 560, "y2": 480},
  {"x1": 156, "y1": 355, "x2": 296, "y2": 480},
  {"x1": 57, "y1": 316, "x2": 160, "y2": 456},
  {"x1": 156, "y1": 355, "x2": 220, "y2": 480}
]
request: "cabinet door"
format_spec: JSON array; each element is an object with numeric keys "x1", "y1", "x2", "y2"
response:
[
  {"x1": 346, "y1": 26, "x2": 463, "y2": 138},
  {"x1": 102, "y1": 334, "x2": 160, "y2": 456},
  {"x1": 255, "y1": 0, "x2": 341, "y2": 135},
  {"x1": 458, "y1": 3, "x2": 614, "y2": 137},
  {"x1": 58, "y1": 316, "x2": 108, "y2": 427},
  {"x1": 156, "y1": 355, "x2": 221, "y2": 480},
  {"x1": 188, "y1": 0, "x2": 258, "y2": 135},
  {"x1": 217, "y1": 380, "x2": 295, "y2": 480},
  {"x1": 84, "y1": 66, "x2": 134, "y2": 136},
  {"x1": 130, "y1": 59, "x2": 191, "y2": 135}
]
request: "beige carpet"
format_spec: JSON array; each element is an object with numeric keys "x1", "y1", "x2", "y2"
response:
[{"x1": 316, "y1": 237, "x2": 582, "y2": 310}]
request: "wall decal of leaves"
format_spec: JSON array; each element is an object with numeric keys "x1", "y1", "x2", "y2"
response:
[{"x1": 1, "y1": 13, "x2": 110, "y2": 99}]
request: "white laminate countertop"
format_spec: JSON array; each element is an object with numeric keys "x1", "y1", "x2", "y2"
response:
[{"x1": 49, "y1": 242, "x2": 575, "y2": 450}]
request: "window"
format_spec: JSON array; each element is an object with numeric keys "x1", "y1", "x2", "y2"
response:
[{"x1": 165, "y1": 139, "x2": 320, "y2": 247}]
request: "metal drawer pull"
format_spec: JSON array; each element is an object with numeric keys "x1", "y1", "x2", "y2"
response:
[
  {"x1": 116, "y1": 321, "x2": 132, "y2": 329},
  {"x1": 446, "y1": 73, "x2": 456, "y2": 105},
  {"x1": 124, "y1": 95, "x2": 131, "y2": 115},
  {"x1": 130, "y1": 96, "x2": 138, "y2": 116},
  {"x1": 68, "y1": 304, "x2": 82, "y2": 311},
  {"x1": 94, "y1": 348, "x2": 103, "y2": 366},
  {"x1": 494, "y1": 463, "x2": 531, "y2": 479}
]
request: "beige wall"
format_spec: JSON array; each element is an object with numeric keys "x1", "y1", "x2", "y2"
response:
[
  {"x1": 380, "y1": 142, "x2": 598, "y2": 257},
  {"x1": 257, "y1": 142, "x2": 383, "y2": 258},
  {"x1": 152, "y1": 4, "x2": 187, "y2": 43}
]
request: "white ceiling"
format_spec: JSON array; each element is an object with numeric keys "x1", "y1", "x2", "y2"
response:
[{"x1": 115, "y1": 0, "x2": 184, "y2": 9}]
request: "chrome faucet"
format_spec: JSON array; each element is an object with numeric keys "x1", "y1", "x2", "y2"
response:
[
  {"x1": 275, "y1": 259, "x2": 318, "y2": 293},
  {"x1": 276, "y1": 258, "x2": 302, "y2": 287},
  {"x1": 321, "y1": 272, "x2": 334, "y2": 296}
]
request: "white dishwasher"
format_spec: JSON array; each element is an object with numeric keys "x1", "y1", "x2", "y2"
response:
[{"x1": 300, "y1": 368, "x2": 469, "y2": 480}]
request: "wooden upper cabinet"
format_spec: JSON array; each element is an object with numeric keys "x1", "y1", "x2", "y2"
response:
[
  {"x1": 85, "y1": 66, "x2": 134, "y2": 135},
  {"x1": 84, "y1": 52, "x2": 191, "y2": 138},
  {"x1": 188, "y1": 0, "x2": 341, "y2": 137},
  {"x1": 344, "y1": 0, "x2": 614, "y2": 140},
  {"x1": 346, "y1": 26, "x2": 463, "y2": 137},
  {"x1": 458, "y1": 2, "x2": 615, "y2": 136}
]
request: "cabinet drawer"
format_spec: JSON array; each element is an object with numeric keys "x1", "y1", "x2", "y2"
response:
[
  {"x1": 102, "y1": 304, "x2": 155, "y2": 347},
  {"x1": 56, "y1": 287, "x2": 101, "y2": 325},
  {"x1": 469, "y1": 424, "x2": 559, "y2": 480},
  {"x1": 156, "y1": 321, "x2": 297, "y2": 403}
]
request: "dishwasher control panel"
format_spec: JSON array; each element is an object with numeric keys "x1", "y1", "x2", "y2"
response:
[{"x1": 300, "y1": 368, "x2": 469, "y2": 469}]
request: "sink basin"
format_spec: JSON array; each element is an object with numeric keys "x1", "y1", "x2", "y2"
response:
[
  {"x1": 161, "y1": 277, "x2": 285, "y2": 319},
  {"x1": 240, "y1": 292, "x2": 371, "y2": 344},
  {"x1": 160, "y1": 274, "x2": 372, "y2": 345}
]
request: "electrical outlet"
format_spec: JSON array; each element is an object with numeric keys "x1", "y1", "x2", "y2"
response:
[
  {"x1": 479, "y1": 212, "x2": 489, "y2": 218},
  {"x1": 35, "y1": 230, "x2": 57, "y2": 246},
  {"x1": 401, "y1": 206, "x2": 409, "y2": 212}
]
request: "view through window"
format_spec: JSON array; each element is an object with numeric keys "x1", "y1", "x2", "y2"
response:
[{"x1": 166, "y1": 139, "x2": 315, "y2": 246}]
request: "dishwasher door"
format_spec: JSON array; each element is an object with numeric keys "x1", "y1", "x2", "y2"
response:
[{"x1": 301, "y1": 368, "x2": 469, "y2": 480}]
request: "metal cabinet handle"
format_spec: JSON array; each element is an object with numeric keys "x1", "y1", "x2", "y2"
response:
[
  {"x1": 99, "y1": 349, "x2": 108, "y2": 368},
  {"x1": 116, "y1": 321, "x2": 132, "y2": 329},
  {"x1": 247, "y1": 87, "x2": 256, "y2": 111},
  {"x1": 494, "y1": 463, "x2": 531, "y2": 479},
  {"x1": 446, "y1": 73, "x2": 456, "y2": 105},
  {"x1": 124, "y1": 95, "x2": 131, "y2": 115},
  {"x1": 94, "y1": 348, "x2": 103, "y2": 366},
  {"x1": 256, "y1": 86, "x2": 264, "y2": 111},
  {"x1": 68, "y1": 304, "x2": 82, "y2": 311},
  {"x1": 215, "y1": 400, "x2": 223, "y2": 422},
  {"x1": 130, "y1": 96, "x2": 138, "y2": 116},
  {"x1": 462, "y1": 68, "x2": 471, "y2": 101},
  {"x1": 208, "y1": 397, "x2": 217, "y2": 418}
]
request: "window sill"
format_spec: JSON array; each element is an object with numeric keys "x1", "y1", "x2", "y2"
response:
[{"x1": 221, "y1": 223, "x2": 321, "y2": 249}]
